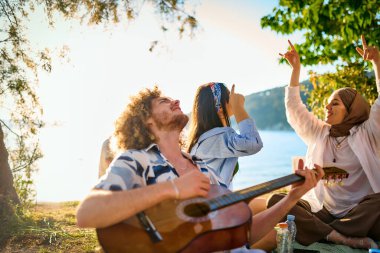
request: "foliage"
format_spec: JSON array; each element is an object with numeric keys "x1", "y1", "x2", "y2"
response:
[
  {"x1": 306, "y1": 63, "x2": 377, "y2": 119},
  {"x1": 0, "y1": 0, "x2": 47, "y2": 205},
  {"x1": 261, "y1": 0, "x2": 379, "y2": 117},
  {"x1": 261, "y1": 0, "x2": 380, "y2": 66},
  {"x1": 0, "y1": 0, "x2": 197, "y2": 206},
  {"x1": 41, "y1": 0, "x2": 198, "y2": 50}
]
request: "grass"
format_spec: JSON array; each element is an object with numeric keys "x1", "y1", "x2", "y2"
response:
[{"x1": 0, "y1": 201, "x2": 99, "y2": 253}]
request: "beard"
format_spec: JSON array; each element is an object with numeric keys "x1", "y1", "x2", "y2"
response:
[{"x1": 153, "y1": 112, "x2": 189, "y2": 132}]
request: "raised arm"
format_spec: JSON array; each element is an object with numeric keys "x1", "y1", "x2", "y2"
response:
[
  {"x1": 194, "y1": 84, "x2": 263, "y2": 159},
  {"x1": 225, "y1": 85, "x2": 263, "y2": 156},
  {"x1": 279, "y1": 40, "x2": 301, "y2": 87},
  {"x1": 280, "y1": 40, "x2": 325, "y2": 145},
  {"x1": 356, "y1": 34, "x2": 380, "y2": 89},
  {"x1": 356, "y1": 35, "x2": 380, "y2": 144},
  {"x1": 229, "y1": 84, "x2": 250, "y2": 123}
]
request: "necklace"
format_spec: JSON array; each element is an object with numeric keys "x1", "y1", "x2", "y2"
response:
[
  {"x1": 330, "y1": 136, "x2": 348, "y2": 163},
  {"x1": 334, "y1": 136, "x2": 348, "y2": 149}
]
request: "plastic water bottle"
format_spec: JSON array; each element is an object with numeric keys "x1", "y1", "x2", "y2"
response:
[
  {"x1": 369, "y1": 249, "x2": 380, "y2": 253},
  {"x1": 286, "y1": 214, "x2": 297, "y2": 252},
  {"x1": 276, "y1": 222, "x2": 291, "y2": 253}
]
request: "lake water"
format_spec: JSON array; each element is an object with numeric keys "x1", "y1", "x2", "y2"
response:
[{"x1": 233, "y1": 130, "x2": 307, "y2": 190}]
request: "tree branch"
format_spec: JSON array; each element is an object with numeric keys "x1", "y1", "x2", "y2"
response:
[
  {"x1": 0, "y1": 0, "x2": 15, "y2": 25},
  {"x1": 0, "y1": 120, "x2": 21, "y2": 138},
  {"x1": 4, "y1": 0, "x2": 19, "y2": 26},
  {"x1": 160, "y1": 0, "x2": 194, "y2": 19},
  {"x1": 11, "y1": 144, "x2": 39, "y2": 173}
]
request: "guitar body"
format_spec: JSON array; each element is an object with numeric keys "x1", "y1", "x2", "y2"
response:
[
  {"x1": 96, "y1": 167, "x2": 349, "y2": 253},
  {"x1": 96, "y1": 185, "x2": 252, "y2": 253}
]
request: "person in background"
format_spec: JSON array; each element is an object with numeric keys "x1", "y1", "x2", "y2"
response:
[
  {"x1": 254, "y1": 35, "x2": 380, "y2": 251},
  {"x1": 187, "y1": 83, "x2": 263, "y2": 187},
  {"x1": 76, "y1": 86, "x2": 324, "y2": 251},
  {"x1": 98, "y1": 137, "x2": 114, "y2": 178}
]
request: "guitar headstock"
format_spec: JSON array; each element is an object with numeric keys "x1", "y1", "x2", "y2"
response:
[{"x1": 322, "y1": 167, "x2": 349, "y2": 186}]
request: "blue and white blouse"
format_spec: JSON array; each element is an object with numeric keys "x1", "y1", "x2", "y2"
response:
[{"x1": 190, "y1": 118, "x2": 263, "y2": 187}]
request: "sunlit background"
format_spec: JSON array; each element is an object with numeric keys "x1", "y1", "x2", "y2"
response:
[{"x1": 30, "y1": 0, "x2": 331, "y2": 202}]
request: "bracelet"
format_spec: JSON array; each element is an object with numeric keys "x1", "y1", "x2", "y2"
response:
[{"x1": 170, "y1": 179, "x2": 180, "y2": 200}]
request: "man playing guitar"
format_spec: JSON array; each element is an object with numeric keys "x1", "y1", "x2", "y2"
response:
[{"x1": 76, "y1": 86, "x2": 324, "y2": 252}]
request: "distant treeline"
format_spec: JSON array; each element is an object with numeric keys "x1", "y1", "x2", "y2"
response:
[{"x1": 244, "y1": 80, "x2": 312, "y2": 131}]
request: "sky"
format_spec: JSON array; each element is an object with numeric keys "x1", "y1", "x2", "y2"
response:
[{"x1": 28, "y1": 0, "x2": 332, "y2": 202}]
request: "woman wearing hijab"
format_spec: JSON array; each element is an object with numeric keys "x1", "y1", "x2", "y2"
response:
[
  {"x1": 187, "y1": 83, "x2": 263, "y2": 187},
  {"x1": 256, "y1": 35, "x2": 380, "y2": 250}
]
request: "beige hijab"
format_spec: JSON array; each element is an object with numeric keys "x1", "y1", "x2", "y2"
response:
[{"x1": 329, "y1": 87, "x2": 370, "y2": 137}]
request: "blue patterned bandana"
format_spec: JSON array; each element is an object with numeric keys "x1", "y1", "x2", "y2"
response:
[{"x1": 209, "y1": 82, "x2": 222, "y2": 112}]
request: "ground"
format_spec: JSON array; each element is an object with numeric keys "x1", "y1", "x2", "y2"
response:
[{"x1": 0, "y1": 201, "x2": 99, "y2": 253}]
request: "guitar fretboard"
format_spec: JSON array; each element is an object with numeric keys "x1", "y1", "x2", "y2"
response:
[{"x1": 207, "y1": 173, "x2": 304, "y2": 212}]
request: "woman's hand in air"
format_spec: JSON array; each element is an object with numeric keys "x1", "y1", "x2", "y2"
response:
[
  {"x1": 280, "y1": 40, "x2": 301, "y2": 70},
  {"x1": 356, "y1": 34, "x2": 380, "y2": 65},
  {"x1": 229, "y1": 84, "x2": 245, "y2": 115}
]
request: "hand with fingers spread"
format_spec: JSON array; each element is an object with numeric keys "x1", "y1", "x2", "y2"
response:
[
  {"x1": 173, "y1": 170, "x2": 211, "y2": 199},
  {"x1": 356, "y1": 34, "x2": 380, "y2": 65},
  {"x1": 280, "y1": 40, "x2": 301, "y2": 70},
  {"x1": 288, "y1": 159, "x2": 324, "y2": 201}
]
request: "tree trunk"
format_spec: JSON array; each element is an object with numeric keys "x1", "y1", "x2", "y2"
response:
[{"x1": 0, "y1": 123, "x2": 20, "y2": 219}]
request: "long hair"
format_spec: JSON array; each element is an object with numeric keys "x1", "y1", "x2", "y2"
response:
[
  {"x1": 114, "y1": 86, "x2": 161, "y2": 150},
  {"x1": 187, "y1": 82, "x2": 230, "y2": 152}
]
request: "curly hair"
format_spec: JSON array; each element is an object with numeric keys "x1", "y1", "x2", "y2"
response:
[{"x1": 114, "y1": 86, "x2": 162, "y2": 150}]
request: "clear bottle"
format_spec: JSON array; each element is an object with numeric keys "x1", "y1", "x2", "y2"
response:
[
  {"x1": 286, "y1": 214, "x2": 297, "y2": 252},
  {"x1": 276, "y1": 222, "x2": 291, "y2": 253}
]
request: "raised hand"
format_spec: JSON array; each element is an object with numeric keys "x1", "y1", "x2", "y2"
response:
[
  {"x1": 280, "y1": 40, "x2": 301, "y2": 70},
  {"x1": 229, "y1": 84, "x2": 245, "y2": 115},
  {"x1": 356, "y1": 35, "x2": 380, "y2": 64}
]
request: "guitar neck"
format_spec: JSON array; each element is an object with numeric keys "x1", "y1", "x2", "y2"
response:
[{"x1": 207, "y1": 173, "x2": 304, "y2": 212}]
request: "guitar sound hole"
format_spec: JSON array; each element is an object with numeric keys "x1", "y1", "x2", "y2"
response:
[{"x1": 184, "y1": 202, "x2": 211, "y2": 217}]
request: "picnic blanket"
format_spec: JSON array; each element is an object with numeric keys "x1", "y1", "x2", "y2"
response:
[{"x1": 293, "y1": 241, "x2": 369, "y2": 253}]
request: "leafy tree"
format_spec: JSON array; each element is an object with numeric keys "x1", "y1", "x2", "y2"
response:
[
  {"x1": 0, "y1": 0, "x2": 197, "y2": 235},
  {"x1": 261, "y1": 0, "x2": 379, "y2": 65},
  {"x1": 306, "y1": 64, "x2": 377, "y2": 119},
  {"x1": 261, "y1": 0, "x2": 379, "y2": 115}
]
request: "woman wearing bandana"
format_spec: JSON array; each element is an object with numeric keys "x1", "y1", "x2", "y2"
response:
[
  {"x1": 259, "y1": 35, "x2": 380, "y2": 250},
  {"x1": 187, "y1": 82, "x2": 263, "y2": 188}
]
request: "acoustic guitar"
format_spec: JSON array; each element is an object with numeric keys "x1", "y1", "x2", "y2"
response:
[{"x1": 96, "y1": 167, "x2": 348, "y2": 253}]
